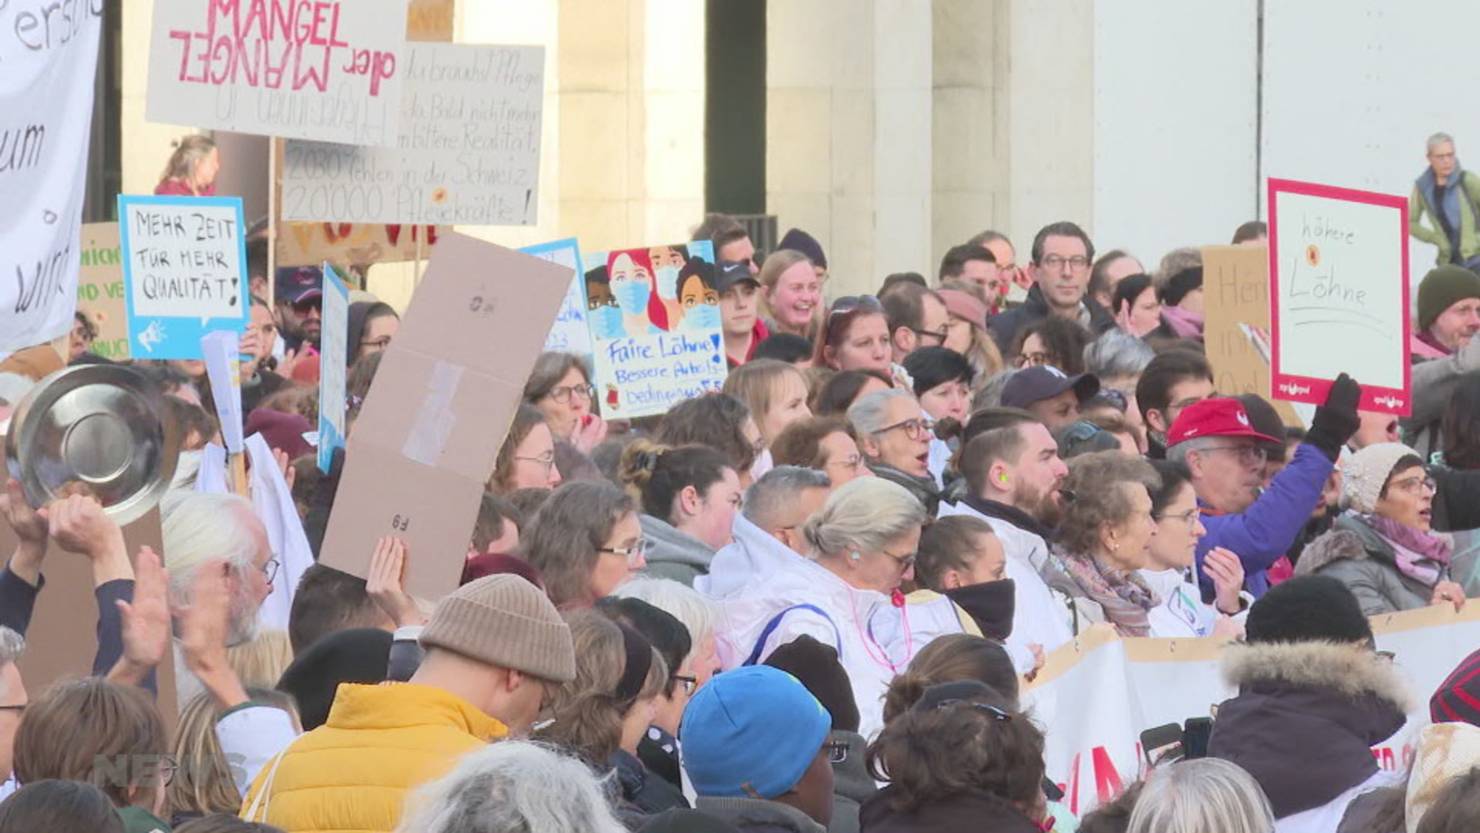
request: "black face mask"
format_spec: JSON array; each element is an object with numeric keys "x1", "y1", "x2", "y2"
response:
[{"x1": 943, "y1": 578, "x2": 1016, "y2": 641}]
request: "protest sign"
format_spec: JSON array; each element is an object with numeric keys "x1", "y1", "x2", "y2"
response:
[
  {"x1": 0, "y1": 2, "x2": 103, "y2": 360},
  {"x1": 318, "y1": 264, "x2": 350, "y2": 472},
  {"x1": 320, "y1": 233, "x2": 572, "y2": 598},
  {"x1": 1023, "y1": 604, "x2": 1480, "y2": 815},
  {"x1": 1202, "y1": 245, "x2": 1301, "y2": 426},
  {"x1": 585, "y1": 241, "x2": 727, "y2": 419},
  {"x1": 78, "y1": 224, "x2": 132, "y2": 361},
  {"x1": 146, "y1": 0, "x2": 407, "y2": 146},
  {"x1": 1268, "y1": 178, "x2": 1412, "y2": 414},
  {"x1": 276, "y1": 222, "x2": 440, "y2": 267},
  {"x1": 120, "y1": 195, "x2": 251, "y2": 360},
  {"x1": 521, "y1": 239, "x2": 590, "y2": 357},
  {"x1": 281, "y1": 43, "x2": 544, "y2": 225}
]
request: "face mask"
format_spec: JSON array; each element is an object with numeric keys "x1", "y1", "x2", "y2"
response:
[
  {"x1": 614, "y1": 279, "x2": 651, "y2": 315},
  {"x1": 589, "y1": 304, "x2": 627, "y2": 339},
  {"x1": 654, "y1": 265, "x2": 680, "y2": 299},
  {"x1": 682, "y1": 303, "x2": 722, "y2": 332},
  {"x1": 942, "y1": 578, "x2": 1016, "y2": 641}
]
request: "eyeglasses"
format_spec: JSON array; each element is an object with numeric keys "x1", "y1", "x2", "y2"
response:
[
  {"x1": 874, "y1": 417, "x2": 934, "y2": 442},
  {"x1": 516, "y1": 453, "x2": 557, "y2": 474},
  {"x1": 1154, "y1": 508, "x2": 1201, "y2": 530},
  {"x1": 933, "y1": 699, "x2": 1013, "y2": 721},
  {"x1": 599, "y1": 538, "x2": 650, "y2": 566},
  {"x1": 1039, "y1": 254, "x2": 1090, "y2": 271},
  {"x1": 673, "y1": 674, "x2": 698, "y2": 696},
  {"x1": 1015, "y1": 351, "x2": 1054, "y2": 369},
  {"x1": 825, "y1": 739, "x2": 850, "y2": 764},
  {"x1": 882, "y1": 548, "x2": 917, "y2": 571},
  {"x1": 1387, "y1": 475, "x2": 1437, "y2": 496},
  {"x1": 826, "y1": 453, "x2": 866, "y2": 473},
  {"x1": 1199, "y1": 445, "x2": 1268, "y2": 466},
  {"x1": 545, "y1": 383, "x2": 595, "y2": 404},
  {"x1": 912, "y1": 326, "x2": 949, "y2": 345},
  {"x1": 260, "y1": 557, "x2": 280, "y2": 584},
  {"x1": 359, "y1": 335, "x2": 393, "y2": 352}
]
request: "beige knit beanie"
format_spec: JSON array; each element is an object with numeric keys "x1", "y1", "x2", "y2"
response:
[
  {"x1": 419, "y1": 574, "x2": 576, "y2": 683},
  {"x1": 1341, "y1": 442, "x2": 1422, "y2": 514}
]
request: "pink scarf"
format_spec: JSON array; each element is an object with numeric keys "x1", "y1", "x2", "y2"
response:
[
  {"x1": 1160, "y1": 306, "x2": 1204, "y2": 340},
  {"x1": 1362, "y1": 513, "x2": 1453, "y2": 587}
]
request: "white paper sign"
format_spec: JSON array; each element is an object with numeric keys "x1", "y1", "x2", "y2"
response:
[
  {"x1": 0, "y1": 3, "x2": 104, "y2": 359},
  {"x1": 281, "y1": 43, "x2": 543, "y2": 224},
  {"x1": 145, "y1": 0, "x2": 408, "y2": 146},
  {"x1": 201, "y1": 330, "x2": 245, "y2": 453}
]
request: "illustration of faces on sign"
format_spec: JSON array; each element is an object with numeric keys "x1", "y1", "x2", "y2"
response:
[{"x1": 585, "y1": 244, "x2": 720, "y2": 340}]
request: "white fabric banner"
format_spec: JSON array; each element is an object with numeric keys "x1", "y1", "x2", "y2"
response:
[
  {"x1": 1023, "y1": 605, "x2": 1480, "y2": 816},
  {"x1": 0, "y1": 2, "x2": 104, "y2": 359}
]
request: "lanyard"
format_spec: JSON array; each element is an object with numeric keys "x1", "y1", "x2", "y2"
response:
[{"x1": 847, "y1": 586, "x2": 913, "y2": 675}]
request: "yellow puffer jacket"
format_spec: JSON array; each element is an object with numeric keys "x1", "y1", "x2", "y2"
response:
[{"x1": 240, "y1": 682, "x2": 507, "y2": 833}]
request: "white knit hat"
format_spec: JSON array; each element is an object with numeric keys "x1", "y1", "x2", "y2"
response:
[{"x1": 1341, "y1": 442, "x2": 1422, "y2": 514}]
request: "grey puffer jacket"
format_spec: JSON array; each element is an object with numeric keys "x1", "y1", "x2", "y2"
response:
[
  {"x1": 640, "y1": 513, "x2": 717, "y2": 587},
  {"x1": 1294, "y1": 514, "x2": 1448, "y2": 615}
]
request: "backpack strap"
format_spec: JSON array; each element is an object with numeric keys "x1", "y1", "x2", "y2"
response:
[
  {"x1": 241, "y1": 747, "x2": 290, "y2": 823},
  {"x1": 742, "y1": 603, "x2": 843, "y2": 666}
]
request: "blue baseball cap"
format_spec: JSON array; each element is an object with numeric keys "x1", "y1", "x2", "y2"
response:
[{"x1": 679, "y1": 666, "x2": 831, "y2": 799}]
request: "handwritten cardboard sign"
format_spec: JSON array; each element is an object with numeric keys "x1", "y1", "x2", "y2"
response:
[
  {"x1": 1201, "y1": 246, "x2": 1301, "y2": 426},
  {"x1": 318, "y1": 263, "x2": 350, "y2": 472},
  {"x1": 119, "y1": 195, "x2": 250, "y2": 360},
  {"x1": 319, "y1": 233, "x2": 572, "y2": 598},
  {"x1": 584, "y1": 241, "x2": 727, "y2": 419},
  {"x1": 522, "y1": 238, "x2": 590, "y2": 357},
  {"x1": 276, "y1": 222, "x2": 439, "y2": 268},
  {"x1": 145, "y1": 0, "x2": 408, "y2": 146},
  {"x1": 78, "y1": 223, "x2": 132, "y2": 361},
  {"x1": 1268, "y1": 178, "x2": 1411, "y2": 414},
  {"x1": 281, "y1": 43, "x2": 543, "y2": 225}
]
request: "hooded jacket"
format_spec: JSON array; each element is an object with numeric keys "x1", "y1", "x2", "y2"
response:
[
  {"x1": 1294, "y1": 514, "x2": 1450, "y2": 615},
  {"x1": 985, "y1": 283, "x2": 1116, "y2": 355},
  {"x1": 699, "y1": 514, "x2": 805, "y2": 602},
  {"x1": 641, "y1": 513, "x2": 718, "y2": 587},
  {"x1": 1208, "y1": 641, "x2": 1410, "y2": 829},
  {"x1": 239, "y1": 683, "x2": 509, "y2": 832},
  {"x1": 859, "y1": 787, "x2": 1043, "y2": 833}
]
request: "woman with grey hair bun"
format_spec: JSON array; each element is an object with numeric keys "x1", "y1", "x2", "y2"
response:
[
  {"x1": 1083, "y1": 329, "x2": 1156, "y2": 433},
  {"x1": 395, "y1": 741, "x2": 628, "y2": 833},
  {"x1": 717, "y1": 477, "x2": 976, "y2": 739},
  {"x1": 1127, "y1": 758, "x2": 1275, "y2": 833}
]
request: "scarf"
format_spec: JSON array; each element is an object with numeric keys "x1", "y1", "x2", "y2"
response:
[
  {"x1": 1415, "y1": 329, "x2": 1453, "y2": 358},
  {"x1": 1060, "y1": 550, "x2": 1159, "y2": 637},
  {"x1": 1160, "y1": 305, "x2": 1204, "y2": 340},
  {"x1": 1361, "y1": 513, "x2": 1453, "y2": 587}
]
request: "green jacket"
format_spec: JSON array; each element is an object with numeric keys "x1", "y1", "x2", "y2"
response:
[{"x1": 1410, "y1": 168, "x2": 1480, "y2": 265}]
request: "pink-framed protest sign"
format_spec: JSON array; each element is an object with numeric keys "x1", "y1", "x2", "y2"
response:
[{"x1": 1267, "y1": 177, "x2": 1412, "y2": 415}]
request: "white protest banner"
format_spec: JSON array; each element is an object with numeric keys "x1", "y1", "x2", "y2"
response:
[
  {"x1": 586, "y1": 242, "x2": 727, "y2": 419},
  {"x1": 0, "y1": 2, "x2": 104, "y2": 360},
  {"x1": 119, "y1": 195, "x2": 250, "y2": 360},
  {"x1": 281, "y1": 43, "x2": 543, "y2": 224},
  {"x1": 1268, "y1": 178, "x2": 1412, "y2": 414},
  {"x1": 201, "y1": 330, "x2": 245, "y2": 453},
  {"x1": 146, "y1": 0, "x2": 408, "y2": 146},
  {"x1": 318, "y1": 263, "x2": 350, "y2": 472},
  {"x1": 521, "y1": 238, "x2": 589, "y2": 357},
  {"x1": 1023, "y1": 605, "x2": 1480, "y2": 816}
]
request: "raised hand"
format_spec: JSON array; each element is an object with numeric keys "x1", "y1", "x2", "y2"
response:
[
  {"x1": 571, "y1": 413, "x2": 609, "y2": 455},
  {"x1": 1431, "y1": 580, "x2": 1467, "y2": 612},
  {"x1": 367, "y1": 536, "x2": 424, "y2": 627},
  {"x1": 1204, "y1": 547, "x2": 1246, "y2": 615},
  {"x1": 179, "y1": 559, "x2": 248, "y2": 708},
  {"x1": 40, "y1": 494, "x2": 132, "y2": 586},
  {"x1": 109, "y1": 547, "x2": 172, "y2": 686}
]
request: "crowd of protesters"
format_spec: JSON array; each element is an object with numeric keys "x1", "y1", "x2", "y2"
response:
[{"x1": 3, "y1": 144, "x2": 1480, "y2": 833}]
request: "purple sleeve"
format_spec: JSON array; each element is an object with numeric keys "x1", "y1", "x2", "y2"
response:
[{"x1": 0, "y1": 566, "x2": 41, "y2": 636}]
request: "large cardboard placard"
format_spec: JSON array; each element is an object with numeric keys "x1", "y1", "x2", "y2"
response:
[
  {"x1": 1268, "y1": 178, "x2": 1412, "y2": 414},
  {"x1": 0, "y1": 2, "x2": 103, "y2": 359},
  {"x1": 1202, "y1": 245, "x2": 1301, "y2": 426},
  {"x1": 586, "y1": 241, "x2": 727, "y2": 419},
  {"x1": 275, "y1": 221, "x2": 440, "y2": 267},
  {"x1": 318, "y1": 264, "x2": 350, "y2": 472},
  {"x1": 119, "y1": 195, "x2": 250, "y2": 360},
  {"x1": 146, "y1": 0, "x2": 408, "y2": 146},
  {"x1": 78, "y1": 224, "x2": 132, "y2": 361},
  {"x1": 1023, "y1": 604, "x2": 1480, "y2": 815},
  {"x1": 281, "y1": 43, "x2": 543, "y2": 225},
  {"x1": 320, "y1": 233, "x2": 571, "y2": 598},
  {"x1": 522, "y1": 238, "x2": 590, "y2": 357}
]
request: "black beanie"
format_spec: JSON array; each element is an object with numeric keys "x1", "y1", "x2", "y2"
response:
[
  {"x1": 1245, "y1": 575, "x2": 1373, "y2": 645},
  {"x1": 277, "y1": 628, "x2": 393, "y2": 730},
  {"x1": 1161, "y1": 267, "x2": 1204, "y2": 307},
  {"x1": 764, "y1": 635, "x2": 860, "y2": 733},
  {"x1": 778, "y1": 228, "x2": 827, "y2": 270}
]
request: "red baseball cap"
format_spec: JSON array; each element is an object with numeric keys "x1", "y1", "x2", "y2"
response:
[{"x1": 1167, "y1": 397, "x2": 1281, "y2": 447}]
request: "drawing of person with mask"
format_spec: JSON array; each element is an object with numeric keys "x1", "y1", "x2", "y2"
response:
[
  {"x1": 585, "y1": 264, "x2": 625, "y2": 340},
  {"x1": 676, "y1": 258, "x2": 722, "y2": 333},
  {"x1": 648, "y1": 244, "x2": 691, "y2": 330},
  {"x1": 608, "y1": 250, "x2": 662, "y2": 337}
]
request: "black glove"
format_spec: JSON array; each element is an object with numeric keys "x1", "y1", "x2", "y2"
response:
[{"x1": 1305, "y1": 373, "x2": 1361, "y2": 462}]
